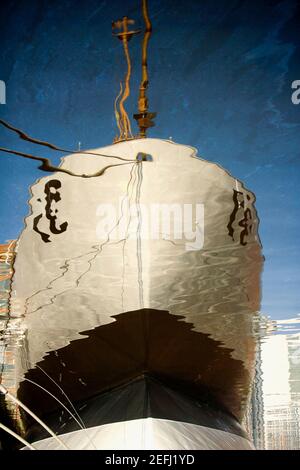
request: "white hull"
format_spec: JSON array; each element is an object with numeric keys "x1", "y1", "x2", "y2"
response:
[
  {"x1": 11, "y1": 139, "x2": 261, "y2": 368},
  {"x1": 24, "y1": 418, "x2": 254, "y2": 450},
  {"x1": 2, "y1": 139, "x2": 262, "y2": 449}
]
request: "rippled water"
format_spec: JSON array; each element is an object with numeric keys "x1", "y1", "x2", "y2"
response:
[
  {"x1": 246, "y1": 321, "x2": 300, "y2": 450},
  {"x1": 1, "y1": 0, "x2": 299, "y2": 450}
]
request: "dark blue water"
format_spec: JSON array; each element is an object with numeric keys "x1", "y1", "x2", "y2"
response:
[{"x1": 0, "y1": 0, "x2": 300, "y2": 449}]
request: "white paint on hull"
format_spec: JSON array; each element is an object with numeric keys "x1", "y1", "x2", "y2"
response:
[
  {"x1": 23, "y1": 418, "x2": 254, "y2": 450},
  {"x1": 10, "y1": 139, "x2": 262, "y2": 377}
]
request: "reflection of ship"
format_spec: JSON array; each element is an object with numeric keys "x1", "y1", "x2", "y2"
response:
[
  {"x1": 0, "y1": 0, "x2": 263, "y2": 450},
  {"x1": 4, "y1": 137, "x2": 262, "y2": 450}
]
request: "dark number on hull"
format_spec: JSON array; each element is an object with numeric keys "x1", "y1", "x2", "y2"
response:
[
  {"x1": 227, "y1": 189, "x2": 253, "y2": 246},
  {"x1": 33, "y1": 179, "x2": 68, "y2": 243}
]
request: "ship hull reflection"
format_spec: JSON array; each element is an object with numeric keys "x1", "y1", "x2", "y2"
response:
[{"x1": 6, "y1": 139, "x2": 263, "y2": 449}]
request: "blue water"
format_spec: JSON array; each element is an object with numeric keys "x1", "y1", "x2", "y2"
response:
[{"x1": 0, "y1": 0, "x2": 299, "y2": 323}]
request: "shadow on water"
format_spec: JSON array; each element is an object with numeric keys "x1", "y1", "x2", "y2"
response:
[{"x1": 18, "y1": 308, "x2": 250, "y2": 440}]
